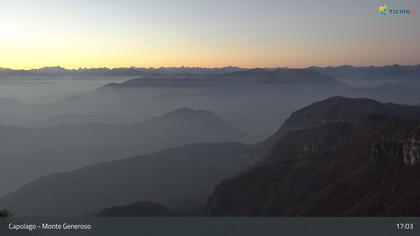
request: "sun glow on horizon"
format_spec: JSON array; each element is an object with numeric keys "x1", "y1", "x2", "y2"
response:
[{"x1": 1, "y1": 0, "x2": 419, "y2": 70}]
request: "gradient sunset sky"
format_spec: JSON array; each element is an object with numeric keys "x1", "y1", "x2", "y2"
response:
[{"x1": 0, "y1": 0, "x2": 419, "y2": 69}]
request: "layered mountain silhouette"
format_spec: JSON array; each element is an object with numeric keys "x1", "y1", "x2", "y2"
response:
[
  {"x1": 310, "y1": 64, "x2": 420, "y2": 83},
  {"x1": 357, "y1": 83, "x2": 420, "y2": 104},
  {"x1": 0, "y1": 107, "x2": 243, "y2": 196},
  {"x1": 2, "y1": 65, "x2": 418, "y2": 82},
  {"x1": 0, "y1": 142, "x2": 259, "y2": 216},
  {"x1": 103, "y1": 68, "x2": 343, "y2": 89},
  {"x1": 227, "y1": 68, "x2": 337, "y2": 82},
  {"x1": 28, "y1": 113, "x2": 135, "y2": 127},
  {"x1": 4, "y1": 96, "x2": 420, "y2": 216},
  {"x1": 0, "y1": 66, "x2": 243, "y2": 78},
  {"x1": 208, "y1": 98, "x2": 420, "y2": 216},
  {"x1": 258, "y1": 96, "x2": 420, "y2": 153}
]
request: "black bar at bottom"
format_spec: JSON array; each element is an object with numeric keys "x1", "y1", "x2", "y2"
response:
[{"x1": 1, "y1": 217, "x2": 419, "y2": 236}]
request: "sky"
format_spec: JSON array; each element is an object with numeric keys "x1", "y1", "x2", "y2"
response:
[{"x1": 0, "y1": 0, "x2": 419, "y2": 69}]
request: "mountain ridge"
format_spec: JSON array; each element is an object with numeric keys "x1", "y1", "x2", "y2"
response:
[
  {"x1": 4, "y1": 97, "x2": 420, "y2": 216},
  {"x1": 102, "y1": 68, "x2": 343, "y2": 89},
  {"x1": 208, "y1": 117, "x2": 420, "y2": 216},
  {"x1": 1, "y1": 64, "x2": 419, "y2": 77},
  {"x1": 258, "y1": 96, "x2": 420, "y2": 150},
  {"x1": 0, "y1": 142, "x2": 259, "y2": 216},
  {"x1": 0, "y1": 107, "x2": 243, "y2": 197}
]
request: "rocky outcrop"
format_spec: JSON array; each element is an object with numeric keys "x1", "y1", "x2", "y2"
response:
[
  {"x1": 369, "y1": 125, "x2": 420, "y2": 166},
  {"x1": 208, "y1": 118, "x2": 420, "y2": 216},
  {"x1": 403, "y1": 126, "x2": 420, "y2": 165}
]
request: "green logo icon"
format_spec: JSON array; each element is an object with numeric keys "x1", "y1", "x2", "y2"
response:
[{"x1": 378, "y1": 5, "x2": 388, "y2": 15}]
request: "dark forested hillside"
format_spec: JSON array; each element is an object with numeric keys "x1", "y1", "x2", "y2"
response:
[{"x1": 208, "y1": 118, "x2": 420, "y2": 216}]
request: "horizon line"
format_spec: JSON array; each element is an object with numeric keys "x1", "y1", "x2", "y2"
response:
[{"x1": 1, "y1": 63, "x2": 420, "y2": 71}]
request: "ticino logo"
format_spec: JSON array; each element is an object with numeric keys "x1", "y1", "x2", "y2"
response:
[{"x1": 378, "y1": 5, "x2": 416, "y2": 15}]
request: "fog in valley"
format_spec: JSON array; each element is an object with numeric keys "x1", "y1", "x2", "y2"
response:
[
  {"x1": 1, "y1": 0, "x2": 420, "y2": 221},
  {"x1": 1, "y1": 65, "x2": 420, "y2": 216}
]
